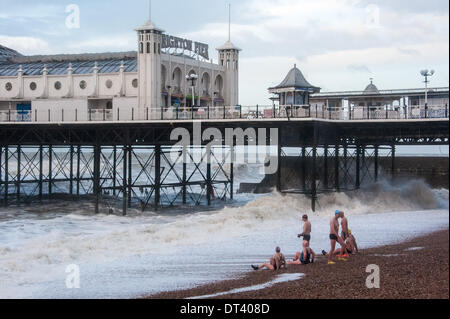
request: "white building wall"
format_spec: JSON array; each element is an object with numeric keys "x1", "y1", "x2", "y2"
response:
[{"x1": 32, "y1": 98, "x2": 88, "y2": 122}]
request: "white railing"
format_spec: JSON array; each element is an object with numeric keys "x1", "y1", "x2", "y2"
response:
[{"x1": 0, "y1": 104, "x2": 448, "y2": 123}]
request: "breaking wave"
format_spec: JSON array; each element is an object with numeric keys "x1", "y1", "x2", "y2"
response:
[{"x1": 0, "y1": 178, "x2": 447, "y2": 291}]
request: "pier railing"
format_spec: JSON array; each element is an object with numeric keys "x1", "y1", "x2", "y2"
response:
[{"x1": 0, "y1": 104, "x2": 448, "y2": 123}]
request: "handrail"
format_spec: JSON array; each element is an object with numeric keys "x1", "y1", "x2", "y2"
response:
[{"x1": 0, "y1": 104, "x2": 448, "y2": 123}]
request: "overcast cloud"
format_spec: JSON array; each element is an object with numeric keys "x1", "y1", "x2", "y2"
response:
[{"x1": 0, "y1": 0, "x2": 448, "y2": 104}]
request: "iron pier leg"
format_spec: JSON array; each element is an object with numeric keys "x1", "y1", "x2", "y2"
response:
[
  {"x1": 362, "y1": 145, "x2": 366, "y2": 183},
  {"x1": 76, "y1": 146, "x2": 81, "y2": 197},
  {"x1": 182, "y1": 147, "x2": 187, "y2": 204},
  {"x1": 155, "y1": 145, "x2": 161, "y2": 210},
  {"x1": 335, "y1": 145, "x2": 340, "y2": 192},
  {"x1": 343, "y1": 144, "x2": 348, "y2": 190},
  {"x1": 48, "y1": 145, "x2": 53, "y2": 196},
  {"x1": 113, "y1": 146, "x2": 117, "y2": 196},
  {"x1": 311, "y1": 146, "x2": 317, "y2": 212},
  {"x1": 128, "y1": 145, "x2": 132, "y2": 208},
  {"x1": 69, "y1": 145, "x2": 74, "y2": 195},
  {"x1": 324, "y1": 145, "x2": 328, "y2": 190},
  {"x1": 17, "y1": 145, "x2": 21, "y2": 202},
  {"x1": 0, "y1": 146, "x2": 2, "y2": 202},
  {"x1": 94, "y1": 144, "x2": 101, "y2": 215},
  {"x1": 374, "y1": 145, "x2": 379, "y2": 181},
  {"x1": 230, "y1": 145, "x2": 234, "y2": 201},
  {"x1": 355, "y1": 145, "x2": 360, "y2": 189},
  {"x1": 301, "y1": 146, "x2": 306, "y2": 191},
  {"x1": 122, "y1": 146, "x2": 127, "y2": 216},
  {"x1": 206, "y1": 147, "x2": 212, "y2": 206},
  {"x1": 39, "y1": 145, "x2": 43, "y2": 200},
  {"x1": 4, "y1": 146, "x2": 8, "y2": 206},
  {"x1": 391, "y1": 144, "x2": 396, "y2": 182},
  {"x1": 276, "y1": 132, "x2": 282, "y2": 192}
]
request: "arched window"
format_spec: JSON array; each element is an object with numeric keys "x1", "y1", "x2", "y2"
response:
[
  {"x1": 147, "y1": 42, "x2": 150, "y2": 54},
  {"x1": 139, "y1": 42, "x2": 144, "y2": 54}
]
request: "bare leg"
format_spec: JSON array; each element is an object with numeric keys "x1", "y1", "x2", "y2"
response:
[
  {"x1": 258, "y1": 263, "x2": 275, "y2": 270},
  {"x1": 328, "y1": 240, "x2": 336, "y2": 262},
  {"x1": 337, "y1": 236, "x2": 348, "y2": 258},
  {"x1": 310, "y1": 248, "x2": 316, "y2": 261}
]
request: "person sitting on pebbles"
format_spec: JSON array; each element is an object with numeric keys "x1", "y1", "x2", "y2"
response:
[
  {"x1": 252, "y1": 247, "x2": 287, "y2": 271},
  {"x1": 288, "y1": 241, "x2": 316, "y2": 265}
]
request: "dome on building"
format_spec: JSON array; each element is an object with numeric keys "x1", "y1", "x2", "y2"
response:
[
  {"x1": 135, "y1": 20, "x2": 164, "y2": 33},
  {"x1": 216, "y1": 40, "x2": 241, "y2": 51},
  {"x1": 0, "y1": 45, "x2": 22, "y2": 62},
  {"x1": 363, "y1": 79, "x2": 380, "y2": 95},
  {"x1": 269, "y1": 64, "x2": 320, "y2": 93}
]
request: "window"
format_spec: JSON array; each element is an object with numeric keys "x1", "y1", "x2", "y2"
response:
[
  {"x1": 147, "y1": 42, "x2": 150, "y2": 54},
  {"x1": 154, "y1": 42, "x2": 156, "y2": 54},
  {"x1": 30, "y1": 82, "x2": 37, "y2": 91},
  {"x1": 132, "y1": 79, "x2": 138, "y2": 88},
  {"x1": 5, "y1": 82, "x2": 12, "y2": 91},
  {"x1": 79, "y1": 80, "x2": 87, "y2": 89},
  {"x1": 140, "y1": 42, "x2": 144, "y2": 54},
  {"x1": 54, "y1": 81, "x2": 62, "y2": 90},
  {"x1": 105, "y1": 80, "x2": 113, "y2": 89},
  {"x1": 106, "y1": 101, "x2": 113, "y2": 110}
]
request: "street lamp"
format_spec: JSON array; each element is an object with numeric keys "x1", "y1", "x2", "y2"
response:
[
  {"x1": 420, "y1": 69, "x2": 435, "y2": 106},
  {"x1": 186, "y1": 74, "x2": 198, "y2": 119}
]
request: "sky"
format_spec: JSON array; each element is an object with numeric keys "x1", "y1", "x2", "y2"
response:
[{"x1": 0, "y1": 0, "x2": 449, "y2": 104}]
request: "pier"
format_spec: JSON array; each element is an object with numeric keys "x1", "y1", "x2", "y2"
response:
[{"x1": 0, "y1": 105, "x2": 448, "y2": 214}]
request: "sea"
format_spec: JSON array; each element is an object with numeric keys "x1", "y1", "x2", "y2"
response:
[{"x1": 0, "y1": 145, "x2": 448, "y2": 298}]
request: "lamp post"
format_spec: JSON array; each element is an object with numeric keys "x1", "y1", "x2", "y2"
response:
[
  {"x1": 186, "y1": 74, "x2": 198, "y2": 119},
  {"x1": 421, "y1": 69, "x2": 435, "y2": 118}
]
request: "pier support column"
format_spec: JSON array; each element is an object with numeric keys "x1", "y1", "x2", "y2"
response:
[
  {"x1": 355, "y1": 145, "x2": 360, "y2": 189},
  {"x1": 69, "y1": 146, "x2": 74, "y2": 195},
  {"x1": 374, "y1": 145, "x2": 379, "y2": 181},
  {"x1": 276, "y1": 133, "x2": 282, "y2": 193},
  {"x1": 17, "y1": 145, "x2": 21, "y2": 202},
  {"x1": 4, "y1": 146, "x2": 8, "y2": 206},
  {"x1": 301, "y1": 146, "x2": 306, "y2": 191},
  {"x1": 48, "y1": 145, "x2": 53, "y2": 196},
  {"x1": 39, "y1": 145, "x2": 43, "y2": 200},
  {"x1": 128, "y1": 145, "x2": 132, "y2": 208},
  {"x1": 206, "y1": 147, "x2": 212, "y2": 206},
  {"x1": 391, "y1": 144, "x2": 396, "y2": 181},
  {"x1": 76, "y1": 146, "x2": 81, "y2": 197},
  {"x1": 0, "y1": 146, "x2": 3, "y2": 204},
  {"x1": 93, "y1": 144, "x2": 101, "y2": 215},
  {"x1": 113, "y1": 146, "x2": 117, "y2": 196},
  {"x1": 122, "y1": 146, "x2": 128, "y2": 216},
  {"x1": 154, "y1": 145, "x2": 161, "y2": 209},
  {"x1": 343, "y1": 144, "x2": 348, "y2": 189},
  {"x1": 311, "y1": 146, "x2": 317, "y2": 212},
  {"x1": 230, "y1": 144, "x2": 234, "y2": 201},
  {"x1": 334, "y1": 144, "x2": 340, "y2": 192},
  {"x1": 324, "y1": 145, "x2": 329, "y2": 189},
  {"x1": 182, "y1": 146, "x2": 187, "y2": 204}
]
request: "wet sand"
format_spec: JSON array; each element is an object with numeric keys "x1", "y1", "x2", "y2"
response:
[{"x1": 147, "y1": 230, "x2": 449, "y2": 299}]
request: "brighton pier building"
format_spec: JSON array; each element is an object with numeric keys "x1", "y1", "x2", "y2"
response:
[{"x1": 0, "y1": 19, "x2": 240, "y2": 122}]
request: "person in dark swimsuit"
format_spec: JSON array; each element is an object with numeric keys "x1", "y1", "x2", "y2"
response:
[
  {"x1": 298, "y1": 215, "x2": 312, "y2": 245},
  {"x1": 288, "y1": 242, "x2": 316, "y2": 265},
  {"x1": 252, "y1": 247, "x2": 286, "y2": 271}
]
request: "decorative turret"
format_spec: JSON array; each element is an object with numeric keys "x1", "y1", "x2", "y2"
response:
[
  {"x1": 135, "y1": 6, "x2": 165, "y2": 117},
  {"x1": 216, "y1": 4, "x2": 240, "y2": 106}
]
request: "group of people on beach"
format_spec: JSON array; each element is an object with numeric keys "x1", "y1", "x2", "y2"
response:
[{"x1": 251, "y1": 210, "x2": 359, "y2": 271}]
